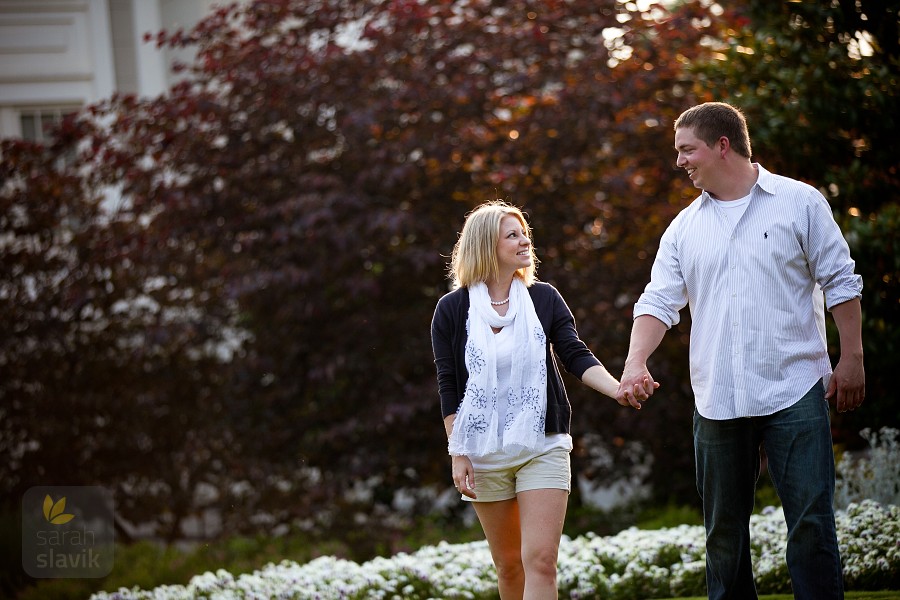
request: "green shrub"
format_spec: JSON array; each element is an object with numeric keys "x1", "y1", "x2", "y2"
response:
[{"x1": 635, "y1": 503, "x2": 703, "y2": 530}]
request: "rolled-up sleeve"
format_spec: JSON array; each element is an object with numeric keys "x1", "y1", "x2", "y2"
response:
[
  {"x1": 633, "y1": 224, "x2": 688, "y2": 328},
  {"x1": 806, "y1": 196, "x2": 863, "y2": 310}
]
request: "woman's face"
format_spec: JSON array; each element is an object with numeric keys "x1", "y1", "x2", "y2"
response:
[{"x1": 496, "y1": 214, "x2": 532, "y2": 275}]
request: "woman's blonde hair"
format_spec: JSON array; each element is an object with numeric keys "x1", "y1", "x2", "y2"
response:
[{"x1": 450, "y1": 200, "x2": 538, "y2": 289}]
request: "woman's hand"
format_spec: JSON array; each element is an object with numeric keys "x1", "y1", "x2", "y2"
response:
[
  {"x1": 616, "y1": 368, "x2": 659, "y2": 410},
  {"x1": 451, "y1": 455, "x2": 477, "y2": 499}
]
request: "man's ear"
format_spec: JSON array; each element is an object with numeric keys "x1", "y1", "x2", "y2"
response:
[{"x1": 717, "y1": 135, "x2": 731, "y2": 157}]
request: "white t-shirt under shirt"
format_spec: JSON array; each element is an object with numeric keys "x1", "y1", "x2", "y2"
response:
[
  {"x1": 469, "y1": 324, "x2": 572, "y2": 471},
  {"x1": 711, "y1": 192, "x2": 752, "y2": 234}
]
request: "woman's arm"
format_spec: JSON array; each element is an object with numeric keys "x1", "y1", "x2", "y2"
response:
[
  {"x1": 444, "y1": 414, "x2": 477, "y2": 499},
  {"x1": 432, "y1": 294, "x2": 463, "y2": 418},
  {"x1": 581, "y1": 364, "x2": 654, "y2": 409},
  {"x1": 580, "y1": 364, "x2": 619, "y2": 398}
]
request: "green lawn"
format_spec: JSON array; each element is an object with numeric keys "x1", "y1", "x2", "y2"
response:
[{"x1": 650, "y1": 594, "x2": 900, "y2": 600}]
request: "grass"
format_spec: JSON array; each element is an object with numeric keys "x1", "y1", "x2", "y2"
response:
[{"x1": 650, "y1": 595, "x2": 900, "y2": 600}]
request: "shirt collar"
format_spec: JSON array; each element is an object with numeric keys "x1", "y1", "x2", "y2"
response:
[
  {"x1": 753, "y1": 163, "x2": 777, "y2": 196},
  {"x1": 700, "y1": 162, "x2": 774, "y2": 203}
]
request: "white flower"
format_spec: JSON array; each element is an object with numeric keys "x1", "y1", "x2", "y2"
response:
[{"x1": 90, "y1": 500, "x2": 900, "y2": 600}]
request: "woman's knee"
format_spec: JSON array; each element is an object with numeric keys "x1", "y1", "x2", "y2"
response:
[
  {"x1": 522, "y1": 546, "x2": 559, "y2": 580},
  {"x1": 493, "y1": 553, "x2": 525, "y2": 582}
]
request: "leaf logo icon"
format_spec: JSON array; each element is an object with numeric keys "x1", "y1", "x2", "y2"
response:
[{"x1": 42, "y1": 495, "x2": 75, "y2": 525}]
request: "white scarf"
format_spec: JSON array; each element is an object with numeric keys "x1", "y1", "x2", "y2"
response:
[{"x1": 448, "y1": 279, "x2": 548, "y2": 457}]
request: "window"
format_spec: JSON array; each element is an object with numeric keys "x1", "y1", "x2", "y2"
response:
[{"x1": 18, "y1": 107, "x2": 79, "y2": 143}]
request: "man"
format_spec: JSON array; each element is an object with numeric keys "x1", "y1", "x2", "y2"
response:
[{"x1": 617, "y1": 102, "x2": 864, "y2": 599}]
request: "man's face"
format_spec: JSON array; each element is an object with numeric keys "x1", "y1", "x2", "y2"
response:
[{"x1": 674, "y1": 126, "x2": 717, "y2": 191}]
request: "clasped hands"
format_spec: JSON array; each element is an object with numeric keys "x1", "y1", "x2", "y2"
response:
[{"x1": 616, "y1": 363, "x2": 659, "y2": 410}]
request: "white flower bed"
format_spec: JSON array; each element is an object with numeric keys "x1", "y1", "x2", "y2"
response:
[
  {"x1": 92, "y1": 500, "x2": 898, "y2": 600},
  {"x1": 836, "y1": 427, "x2": 900, "y2": 509}
]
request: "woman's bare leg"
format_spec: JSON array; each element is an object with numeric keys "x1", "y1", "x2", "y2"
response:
[
  {"x1": 474, "y1": 498, "x2": 525, "y2": 599},
  {"x1": 517, "y1": 488, "x2": 568, "y2": 599}
]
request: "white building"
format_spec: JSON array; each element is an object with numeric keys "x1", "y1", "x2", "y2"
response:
[{"x1": 0, "y1": 0, "x2": 231, "y2": 141}]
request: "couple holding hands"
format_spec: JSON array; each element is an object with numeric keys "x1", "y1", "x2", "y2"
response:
[{"x1": 431, "y1": 102, "x2": 864, "y2": 600}]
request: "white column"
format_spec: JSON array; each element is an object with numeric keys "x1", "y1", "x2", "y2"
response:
[
  {"x1": 0, "y1": 107, "x2": 20, "y2": 138},
  {"x1": 130, "y1": 0, "x2": 167, "y2": 97},
  {"x1": 88, "y1": 0, "x2": 116, "y2": 101}
]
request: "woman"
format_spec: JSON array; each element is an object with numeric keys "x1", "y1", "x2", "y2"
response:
[{"x1": 431, "y1": 201, "x2": 651, "y2": 599}]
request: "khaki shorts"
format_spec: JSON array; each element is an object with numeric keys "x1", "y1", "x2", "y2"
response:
[{"x1": 462, "y1": 447, "x2": 571, "y2": 503}]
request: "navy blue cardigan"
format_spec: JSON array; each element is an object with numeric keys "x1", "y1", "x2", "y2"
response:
[{"x1": 431, "y1": 281, "x2": 601, "y2": 435}]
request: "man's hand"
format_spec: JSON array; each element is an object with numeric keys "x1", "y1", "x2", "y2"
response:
[
  {"x1": 827, "y1": 353, "x2": 865, "y2": 412},
  {"x1": 616, "y1": 364, "x2": 658, "y2": 410},
  {"x1": 617, "y1": 315, "x2": 667, "y2": 410},
  {"x1": 827, "y1": 299, "x2": 865, "y2": 413}
]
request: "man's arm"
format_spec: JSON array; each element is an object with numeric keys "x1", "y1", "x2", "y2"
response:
[
  {"x1": 615, "y1": 315, "x2": 668, "y2": 407},
  {"x1": 827, "y1": 297, "x2": 865, "y2": 412}
]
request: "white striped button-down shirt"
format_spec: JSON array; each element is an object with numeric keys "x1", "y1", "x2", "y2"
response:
[{"x1": 635, "y1": 164, "x2": 863, "y2": 419}]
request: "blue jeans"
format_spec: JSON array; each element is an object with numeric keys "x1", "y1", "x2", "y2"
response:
[{"x1": 693, "y1": 380, "x2": 843, "y2": 600}]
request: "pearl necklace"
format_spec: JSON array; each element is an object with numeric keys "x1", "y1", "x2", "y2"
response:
[{"x1": 490, "y1": 297, "x2": 510, "y2": 306}]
